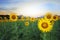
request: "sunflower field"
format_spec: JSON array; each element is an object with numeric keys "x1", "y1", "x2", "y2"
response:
[{"x1": 0, "y1": 13, "x2": 60, "y2": 40}]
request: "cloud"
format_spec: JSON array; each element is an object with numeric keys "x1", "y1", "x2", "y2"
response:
[{"x1": 0, "y1": 0, "x2": 60, "y2": 17}]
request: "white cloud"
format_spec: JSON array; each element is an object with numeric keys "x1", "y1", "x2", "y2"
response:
[{"x1": 0, "y1": 0, "x2": 60, "y2": 17}]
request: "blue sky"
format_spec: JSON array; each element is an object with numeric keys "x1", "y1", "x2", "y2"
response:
[
  {"x1": 0, "y1": 0, "x2": 60, "y2": 17},
  {"x1": 0, "y1": 0, "x2": 60, "y2": 10}
]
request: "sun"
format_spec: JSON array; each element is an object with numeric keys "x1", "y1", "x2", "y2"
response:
[
  {"x1": 16, "y1": 4, "x2": 47, "y2": 17},
  {"x1": 21, "y1": 5, "x2": 40, "y2": 17}
]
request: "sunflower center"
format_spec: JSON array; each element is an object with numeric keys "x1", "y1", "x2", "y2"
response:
[
  {"x1": 26, "y1": 23, "x2": 28, "y2": 24},
  {"x1": 50, "y1": 20, "x2": 53, "y2": 23},
  {"x1": 25, "y1": 22, "x2": 29, "y2": 26},
  {"x1": 32, "y1": 18, "x2": 34, "y2": 20},
  {"x1": 53, "y1": 16, "x2": 56, "y2": 19},
  {"x1": 12, "y1": 15, "x2": 16, "y2": 19},
  {"x1": 47, "y1": 15, "x2": 51, "y2": 19},
  {"x1": 41, "y1": 22, "x2": 48, "y2": 29}
]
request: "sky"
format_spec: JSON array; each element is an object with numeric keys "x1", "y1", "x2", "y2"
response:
[{"x1": 0, "y1": 0, "x2": 60, "y2": 17}]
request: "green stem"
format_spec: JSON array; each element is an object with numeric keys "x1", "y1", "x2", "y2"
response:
[
  {"x1": 43, "y1": 32, "x2": 46, "y2": 40},
  {"x1": 15, "y1": 22, "x2": 18, "y2": 40}
]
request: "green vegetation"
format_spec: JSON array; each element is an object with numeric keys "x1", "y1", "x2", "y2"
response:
[{"x1": 0, "y1": 20, "x2": 60, "y2": 40}]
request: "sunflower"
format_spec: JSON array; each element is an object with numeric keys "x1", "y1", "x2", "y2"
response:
[
  {"x1": 44, "y1": 12, "x2": 52, "y2": 21},
  {"x1": 21, "y1": 16, "x2": 25, "y2": 21},
  {"x1": 50, "y1": 20, "x2": 54, "y2": 25},
  {"x1": 52, "y1": 15, "x2": 58, "y2": 21},
  {"x1": 30, "y1": 17, "x2": 35, "y2": 22},
  {"x1": 9, "y1": 13, "x2": 18, "y2": 22},
  {"x1": 38, "y1": 18, "x2": 53, "y2": 32},
  {"x1": 25, "y1": 21, "x2": 29, "y2": 26}
]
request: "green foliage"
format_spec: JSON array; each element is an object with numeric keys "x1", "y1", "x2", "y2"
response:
[{"x1": 0, "y1": 20, "x2": 60, "y2": 40}]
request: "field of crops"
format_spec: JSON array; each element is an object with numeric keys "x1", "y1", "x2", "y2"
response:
[
  {"x1": 0, "y1": 13, "x2": 60, "y2": 40},
  {"x1": 0, "y1": 19, "x2": 60, "y2": 40}
]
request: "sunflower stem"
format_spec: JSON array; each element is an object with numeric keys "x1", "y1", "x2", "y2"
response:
[
  {"x1": 43, "y1": 32, "x2": 46, "y2": 40},
  {"x1": 15, "y1": 22, "x2": 18, "y2": 40}
]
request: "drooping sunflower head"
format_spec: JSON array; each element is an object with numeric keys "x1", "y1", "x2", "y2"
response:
[
  {"x1": 9, "y1": 13, "x2": 18, "y2": 22},
  {"x1": 44, "y1": 12, "x2": 52, "y2": 21},
  {"x1": 52, "y1": 15, "x2": 58, "y2": 21},
  {"x1": 25, "y1": 21, "x2": 29, "y2": 26},
  {"x1": 38, "y1": 18, "x2": 53, "y2": 32},
  {"x1": 50, "y1": 20, "x2": 55, "y2": 25},
  {"x1": 30, "y1": 17, "x2": 35, "y2": 22}
]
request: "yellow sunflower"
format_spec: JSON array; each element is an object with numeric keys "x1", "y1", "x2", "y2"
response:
[
  {"x1": 9, "y1": 13, "x2": 18, "y2": 22},
  {"x1": 25, "y1": 21, "x2": 29, "y2": 26},
  {"x1": 52, "y1": 15, "x2": 58, "y2": 21},
  {"x1": 44, "y1": 12, "x2": 52, "y2": 21},
  {"x1": 50, "y1": 20, "x2": 55, "y2": 25},
  {"x1": 21, "y1": 16, "x2": 25, "y2": 21},
  {"x1": 38, "y1": 18, "x2": 53, "y2": 32},
  {"x1": 30, "y1": 17, "x2": 35, "y2": 22},
  {"x1": 0, "y1": 17, "x2": 2, "y2": 22}
]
